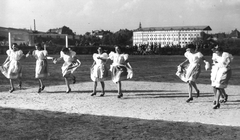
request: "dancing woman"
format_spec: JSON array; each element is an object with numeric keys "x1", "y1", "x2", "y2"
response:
[
  {"x1": 108, "y1": 46, "x2": 133, "y2": 98},
  {"x1": 90, "y1": 47, "x2": 108, "y2": 96},
  {"x1": 176, "y1": 44, "x2": 209, "y2": 102},
  {"x1": 0, "y1": 43, "x2": 27, "y2": 93},
  {"x1": 211, "y1": 46, "x2": 233, "y2": 109},
  {"x1": 53, "y1": 47, "x2": 81, "y2": 93},
  {"x1": 27, "y1": 43, "x2": 50, "y2": 93}
]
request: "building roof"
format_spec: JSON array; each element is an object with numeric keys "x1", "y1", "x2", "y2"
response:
[
  {"x1": 0, "y1": 26, "x2": 33, "y2": 33},
  {"x1": 134, "y1": 26, "x2": 212, "y2": 32}
]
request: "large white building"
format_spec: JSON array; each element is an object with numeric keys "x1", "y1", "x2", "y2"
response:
[{"x1": 133, "y1": 23, "x2": 212, "y2": 47}]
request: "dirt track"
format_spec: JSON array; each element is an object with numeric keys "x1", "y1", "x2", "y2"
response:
[{"x1": 1, "y1": 81, "x2": 240, "y2": 126}]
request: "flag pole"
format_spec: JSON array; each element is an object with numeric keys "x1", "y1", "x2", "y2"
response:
[
  {"x1": 66, "y1": 35, "x2": 68, "y2": 48},
  {"x1": 8, "y1": 32, "x2": 11, "y2": 50}
]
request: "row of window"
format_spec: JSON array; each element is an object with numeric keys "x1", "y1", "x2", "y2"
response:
[
  {"x1": 134, "y1": 38, "x2": 195, "y2": 41},
  {"x1": 134, "y1": 33, "x2": 200, "y2": 37},
  {"x1": 134, "y1": 41, "x2": 190, "y2": 44}
]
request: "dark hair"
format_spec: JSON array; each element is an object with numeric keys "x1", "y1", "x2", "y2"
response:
[
  {"x1": 186, "y1": 44, "x2": 196, "y2": 50},
  {"x1": 62, "y1": 47, "x2": 70, "y2": 54},
  {"x1": 115, "y1": 45, "x2": 122, "y2": 50},
  {"x1": 212, "y1": 45, "x2": 223, "y2": 52},
  {"x1": 11, "y1": 43, "x2": 19, "y2": 49},
  {"x1": 35, "y1": 43, "x2": 43, "y2": 50}
]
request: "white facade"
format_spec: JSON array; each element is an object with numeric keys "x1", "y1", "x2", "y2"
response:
[{"x1": 133, "y1": 26, "x2": 211, "y2": 47}]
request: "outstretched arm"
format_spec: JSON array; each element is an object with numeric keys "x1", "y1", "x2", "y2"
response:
[
  {"x1": 91, "y1": 61, "x2": 96, "y2": 67},
  {"x1": 25, "y1": 51, "x2": 31, "y2": 58},
  {"x1": 125, "y1": 60, "x2": 132, "y2": 69},
  {"x1": 202, "y1": 57, "x2": 210, "y2": 70},
  {"x1": 179, "y1": 59, "x2": 189, "y2": 67},
  {"x1": 202, "y1": 57, "x2": 208, "y2": 63},
  {"x1": 53, "y1": 57, "x2": 62, "y2": 64}
]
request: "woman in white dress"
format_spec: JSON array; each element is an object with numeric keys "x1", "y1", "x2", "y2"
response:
[
  {"x1": 177, "y1": 44, "x2": 209, "y2": 102},
  {"x1": 90, "y1": 47, "x2": 108, "y2": 96},
  {"x1": 53, "y1": 47, "x2": 81, "y2": 93},
  {"x1": 0, "y1": 43, "x2": 26, "y2": 93},
  {"x1": 211, "y1": 46, "x2": 233, "y2": 109},
  {"x1": 27, "y1": 43, "x2": 50, "y2": 93},
  {"x1": 108, "y1": 46, "x2": 133, "y2": 98}
]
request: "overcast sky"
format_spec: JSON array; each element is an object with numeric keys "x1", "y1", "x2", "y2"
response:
[{"x1": 1, "y1": 0, "x2": 240, "y2": 34}]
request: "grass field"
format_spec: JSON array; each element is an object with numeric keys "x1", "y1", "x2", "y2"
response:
[
  {"x1": 1, "y1": 54, "x2": 239, "y2": 88},
  {"x1": 0, "y1": 54, "x2": 240, "y2": 140}
]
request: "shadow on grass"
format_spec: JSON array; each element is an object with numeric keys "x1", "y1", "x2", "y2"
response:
[
  {"x1": 228, "y1": 100, "x2": 240, "y2": 103},
  {"x1": 45, "y1": 90, "x2": 214, "y2": 100},
  {"x1": 124, "y1": 92, "x2": 213, "y2": 99},
  {"x1": 1, "y1": 107, "x2": 240, "y2": 140}
]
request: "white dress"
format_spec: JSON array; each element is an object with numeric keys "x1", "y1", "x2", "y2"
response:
[
  {"x1": 0, "y1": 49, "x2": 24, "y2": 79},
  {"x1": 90, "y1": 53, "x2": 108, "y2": 82},
  {"x1": 60, "y1": 50, "x2": 81, "y2": 77},
  {"x1": 32, "y1": 50, "x2": 49, "y2": 78},
  {"x1": 109, "y1": 52, "x2": 133, "y2": 83},
  {"x1": 176, "y1": 51, "x2": 203, "y2": 82},
  {"x1": 211, "y1": 52, "x2": 233, "y2": 88}
]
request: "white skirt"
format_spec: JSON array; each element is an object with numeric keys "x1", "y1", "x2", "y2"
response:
[
  {"x1": 211, "y1": 66, "x2": 232, "y2": 88},
  {"x1": 110, "y1": 64, "x2": 133, "y2": 83},
  {"x1": 90, "y1": 64, "x2": 108, "y2": 82},
  {"x1": 62, "y1": 60, "x2": 81, "y2": 77},
  {"x1": 0, "y1": 59, "x2": 22, "y2": 79},
  {"x1": 35, "y1": 59, "x2": 49, "y2": 78},
  {"x1": 176, "y1": 63, "x2": 201, "y2": 82}
]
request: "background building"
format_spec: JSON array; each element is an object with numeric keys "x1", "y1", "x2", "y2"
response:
[
  {"x1": 0, "y1": 26, "x2": 80, "y2": 47},
  {"x1": 133, "y1": 23, "x2": 212, "y2": 47},
  {"x1": 0, "y1": 27, "x2": 34, "y2": 46}
]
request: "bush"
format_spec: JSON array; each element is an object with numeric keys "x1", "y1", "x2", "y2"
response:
[{"x1": 1, "y1": 45, "x2": 240, "y2": 56}]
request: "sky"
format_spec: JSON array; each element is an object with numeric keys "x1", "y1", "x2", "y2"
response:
[{"x1": 0, "y1": 0, "x2": 240, "y2": 34}]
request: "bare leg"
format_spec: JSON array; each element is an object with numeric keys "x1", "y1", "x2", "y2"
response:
[
  {"x1": 213, "y1": 88, "x2": 221, "y2": 109},
  {"x1": 38, "y1": 78, "x2": 45, "y2": 93},
  {"x1": 38, "y1": 79, "x2": 43, "y2": 88},
  {"x1": 91, "y1": 81, "x2": 97, "y2": 96},
  {"x1": 220, "y1": 88, "x2": 228, "y2": 102},
  {"x1": 191, "y1": 81, "x2": 199, "y2": 92},
  {"x1": 213, "y1": 87, "x2": 217, "y2": 96},
  {"x1": 9, "y1": 79, "x2": 15, "y2": 93},
  {"x1": 117, "y1": 81, "x2": 123, "y2": 98},
  {"x1": 188, "y1": 82, "x2": 193, "y2": 98},
  {"x1": 100, "y1": 81, "x2": 105, "y2": 96},
  {"x1": 213, "y1": 87, "x2": 217, "y2": 105},
  {"x1": 41, "y1": 79, "x2": 45, "y2": 90},
  {"x1": 65, "y1": 77, "x2": 71, "y2": 93},
  {"x1": 18, "y1": 78, "x2": 22, "y2": 89},
  {"x1": 70, "y1": 74, "x2": 76, "y2": 84},
  {"x1": 186, "y1": 82, "x2": 193, "y2": 102},
  {"x1": 216, "y1": 89, "x2": 221, "y2": 104}
]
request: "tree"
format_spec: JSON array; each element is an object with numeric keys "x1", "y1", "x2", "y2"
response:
[
  {"x1": 62, "y1": 26, "x2": 74, "y2": 35},
  {"x1": 0, "y1": 36, "x2": 7, "y2": 41},
  {"x1": 112, "y1": 29, "x2": 133, "y2": 46}
]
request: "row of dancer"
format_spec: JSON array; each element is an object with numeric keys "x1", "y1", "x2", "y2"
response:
[
  {"x1": 0, "y1": 42, "x2": 233, "y2": 104},
  {"x1": 0, "y1": 43, "x2": 133, "y2": 98},
  {"x1": 176, "y1": 44, "x2": 233, "y2": 109}
]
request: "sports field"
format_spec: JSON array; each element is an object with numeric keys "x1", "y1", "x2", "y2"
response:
[{"x1": 0, "y1": 54, "x2": 240, "y2": 139}]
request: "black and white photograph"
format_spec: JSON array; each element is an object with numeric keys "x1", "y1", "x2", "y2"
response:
[{"x1": 0, "y1": 0, "x2": 240, "y2": 139}]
